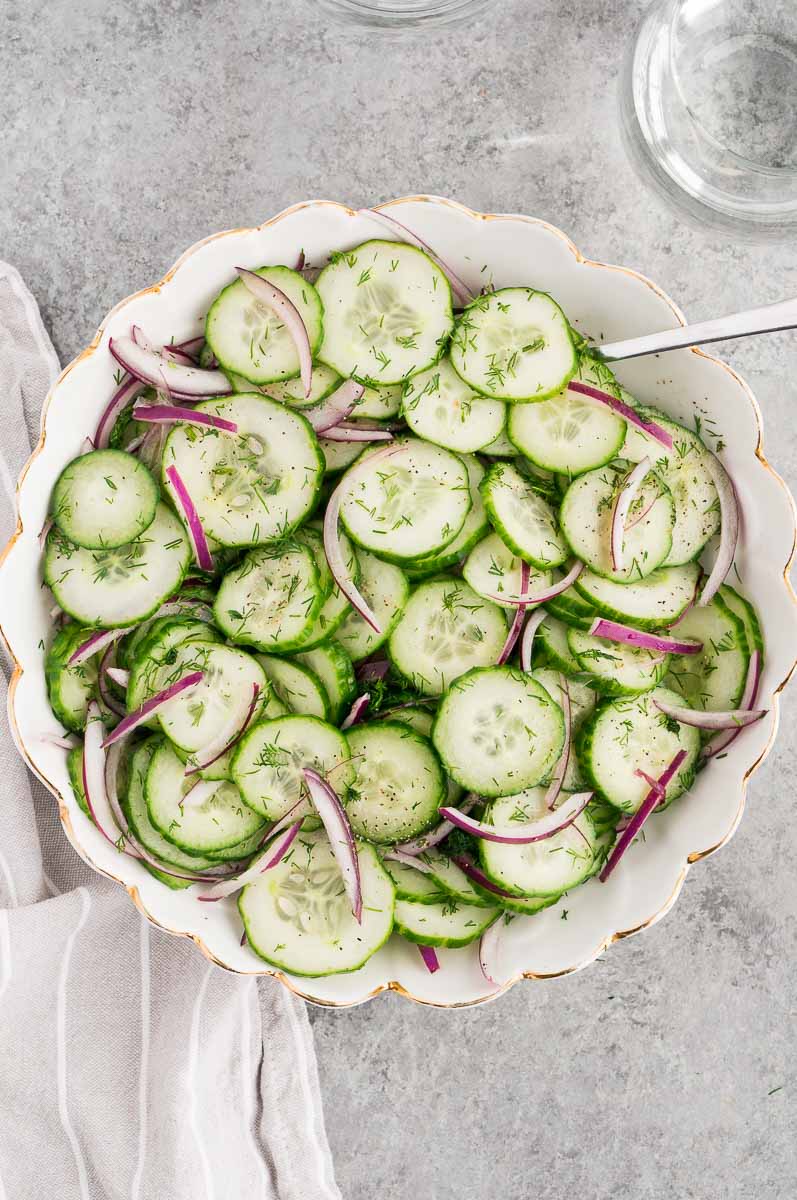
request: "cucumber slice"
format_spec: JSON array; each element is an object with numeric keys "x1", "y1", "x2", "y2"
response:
[
  {"x1": 333, "y1": 550, "x2": 409, "y2": 662},
  {"x1": 544, "y1": 586, "x2": 598, "y2": 631},
  {"x1": 719, "y1": 584, "x2": 764, "y2": 655},
  {"x1": 499, "y1": 893, "x2": 560, "y2": 916},
  {"x1": 462, "y1": 531, "x2": 552, "y2": 610},
  {"x1": 578, "y1": 686, "x2": 701, "y2": 813},
  {"x1": 532, "y1": 668, "x2": 596, "y2": 790},
  {"x1": 559, "y1": 461, "x2": 674, "y2": 582},
  {"x1": 665, "y1": 595, "x2": 749, "y2": 711},
  {"x1": 535, "y1": 616, "x2": 580, "y2": 673},
  {"x1": 481, "y1": 462, "x2": 568, "y2": 569},
  {"x1": 44, "y1": 504, "x2": 191, "y2": 628},
  {"x1": 127, "y1": 617, "x2": 223, "y2": 730},
  {"x1": 146, "y1": 740, "x2": 265, "y2": 854},
  {"x1": 120, "y1": 595, "x2": 218, "y2": 670},
  {"x1": 257, "y1": 654, "x2": 330, "y2": 720},
  {"x1": 383, "y1": 858, "x2": 447, "y2": 904},
  {"x1": 419, "y1": 849, "x2": 497, "y2": 909},
  {"x1": 344, "y1": 722, "x2": 445, "y2": 844},
  {"x1": 479, "y1": 427, "x2": 517, "y2": 457},
  {"x1": 508, "y1": 383, "x2": 625, "y2": 473},
  {"x1": 292, "y1": 527, "x2": 360, "y2": 650},
  {"x1": 339, "y1": 437, "x2": 470, "y2": 562},
  {"x1": 316, "y1": 241, "x2": 454, "y2": 385},
  {"x1": 162, "y1": 394, "x2": 323, "y2": 548},
  {"x1": 432, "y1": 667, "x2": 565, "y2": 797},
  {"x1": 51, "y1": 449, "x2": 158, "y2": 550},
  {"x1": 354, "y1": 381, "x2": 402, "y2": 420},
  {"x1": 239, "y1": 830, "x2": 394, "y2": 977},
  {"x1": 295, "y1": 523, "x2": 334, "y2": 604},
  {"x1": 382, "y1": 705, "x2": 434, "y2": 737},
  {"x1": 402, "y1": 357, "x2": 505, "y2": 453},
  {"x1": 206, "y1": 266, "x2": 323, "y2": 385},
  {"x1": 214, "y1": 543, "x2": 324, "y2": 652},
  {"x1": 196, "y1": 681, "x2": 291, "y2": 784},
  {"x1": 404, "y1": 454, "x2": 488, "y2": 577},
  {"x1": 227, "y1": 363, "x2": 342, "y2": 410},
  {"x1": 394, "y1": 896, "x2": 499, "y2": 948},
  {"x1": 567, "y1": 628, "x2": 670, "y2": 696},
  {"x1": 479, "y1": 789, "x2": 606, "y2": 898},
  {"x1": 67, "y1": 746, "x2": 89, "y2": 817},
  {"x1": 46, "y1": 623, "x2": 99, "y2": 733},
  {"x1": 318, "y1": 438, "x2": 363, "y2": 474},
  {"x1": 622, "y1": 410, "x2": 720, "y2": 566},
  {"x1": 388, "y1": 577, "x2": 508, "y2": 696},
  {"x1": 232, "y1": 715, "x2": 353, "y2": 821},
  {"x1": 293, "y1": 643, "x2": 356, "y2": 724},
  {"x1": 124, "y1": 738, "x2": 218, "y2": 870},
  {"x1": 574, "y1": 563, "x2": 701, "y2": 631},
  {"x1": 450, "y1": 288, "x2": 576, "y2": 402}
]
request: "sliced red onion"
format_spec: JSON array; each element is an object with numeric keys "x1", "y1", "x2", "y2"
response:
[
  {"x1": 197, "y1": 804, "x2": 306, "y2": 900},
  {"x1": 170, "y1": 335, "x2": 205, "y2": 360},
  {"x1": 106, "y1": 666, "x2": 130, "y2": 688},
  {"x1": 567, "y1": 381, "x2": 673, "y2": 450},
  {"x1": 95, "y1": 374, "x2": 146, "y2": 449},
  {"x1": 384, "y1": 848, "x2": 436, "y2": 874},
  {"x1": 396, "y1": 795, "x2": 478, "y2": 857},
  {"x1": 486, "y1": 559, "x2": 584, "y2": 608},
  {"x1": 68, "y1": 626, "x2": 133, "y2": 668},
  {"x1": 588, "y1": 618, "x2": 702, "y2": 656},
  {"x1": 357, "y1": 208, "x2": 472, "y2": 307},
  {"x1": 633, "y1": 768, "x2": 665, "y2": 806},
  {"x1": 235, "y1": 267, "x2": 313, "y2": 399},
  {"x1": 702, "y1": 650, "x2": 763, "y2": 759},
  {"x1": 180, "y1": 778, "x2": 224, "y2": 811},
  {"x1": 439, "y1": 790, "x2": 592, "y2": 844},
  {"x1": 103, "y1": 739, "x2": 141, "y2": 857},
  {"x1": 450, "y1": 854, "x2": 517, "y2": 899},
  {"x1": 599, "y1": 749, "x2": 688, "y2": 881},
  {"x1": 624, "y1": 492, "x2": 657, "y2": 532},
  {"x1": 131, "y1": 328, "x2": 196, "y2": 369},
  {"x1": 323, "y1": 445, "x2": 401, "y2": 633},
  {"x1": 185, "y1": 683, "x2": 261, "y2": 776},
  {"x1": 99, "y1": 646, "x2": 127, "y2": 718},
  {"x1": 109, "y1": 336, "x2": 231, "y2": 399},
  {"x1": 305, "y1": 379, "x2": 364, "y2": 433},
  {"x1": 544, "y1": 674, "x2": 571, "y2": 809},
  {"x1": 654, "y1": 697, "x2": 765, "y2": 731},
  {"x1": 699, "y1": 452, "x2": 740, "y2": 605},
  {"x1": 479, "y1": 917, "x2": 510, "y2": 987},
  {"x1": 341, "y1": 693, "x2": 370, "y2": 730},
  {"x1": 418, "y1": 945, "x2": 440, "y2": 974},
  {"x1": 82, "y1": 702, "x2": 123, "y2": 847},
  {"x1": 611, "y1": 457, "x2": 651, "y2": 573},
  {"x1": 80, "y1": 437, "x2": 95, "y2": 455},
  {"x1": 355, "y1": 659, "x2": 390, "y2": 682},
  {"x1": 101, "y1": 670, "x2": 204, "y2": 747},
  {"x1": 294, "y1": 250, "x2": 306, "y2": 271},
  {"x1": 123, "y1": 434, "x2": 147, "y2": 454},
  {"x1": 304, "y1": 768, "x2": 362, "y2": 922},
  {"x1": 38, "y1": 516, "x2": 54, "y2": 547},
  {"x1": 240, "y1": 930, "x2": 248, "y2": 947},
  {"x1": 165, "y1": 464, "x2": 214, "y2": 573},
  {"x1": 497, "y1": 562, "x2": 529, "y2": 665},
  {"x1": 38, "y1": 731, "x2": 79, "y2": 750},
  {"x1": 320, "y1": 424, "x2": 394, "y2": 443},
  {"x1": 132, "y1": 404, "x2": 238, "y2": 433},
  {"x1": 520, "y1": 608, "x2": 547, "y2": 673}
]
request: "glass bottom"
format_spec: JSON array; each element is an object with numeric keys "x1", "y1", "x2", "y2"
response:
[{"x1": 315, "y1": 0, "x2": 490, "y2": 29}]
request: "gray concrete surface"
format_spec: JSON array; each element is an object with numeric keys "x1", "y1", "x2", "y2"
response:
[{"x1": 2, "y1": 1, "x2": 795, "y2": 1196}]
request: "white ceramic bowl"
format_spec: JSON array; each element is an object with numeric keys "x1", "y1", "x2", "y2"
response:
[{"x1": 2, "y1": 196, "x2": 796, "y2": 1008}]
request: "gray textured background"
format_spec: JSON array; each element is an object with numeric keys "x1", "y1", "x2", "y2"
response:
[{"x1": 2, "y1": 1, "x2": 796, "y2": 1196}]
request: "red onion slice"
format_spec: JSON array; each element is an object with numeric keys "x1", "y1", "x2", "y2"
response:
[
  {"x1": 98, "y1": 646, "x2": 127, "y2": 718},
  {"x1": 599, "y1": 749, "x2": 688, "y2": 881},
  {"x1": 102, "y1": 670, "x2": 204, "y2": 747},
  {"x1": 653, "y1": 697, "x2": 766, "y2": 731},
  {"x1": 450, "y1": 854, "x2": 517, "y2": 899},
  {"x1": 384, "y1": 848, "x2": 436, "y2": 874},
  {"x1": 418, "y1": 945, "x2": 441, "y2": 974},
  {"x1": 396, "y1": 795, "x2": 478, "y2": 857},
  {"x1": 165, "y1": 464, "x2": 214, "y2": 573},
  {"x1": 69, "y1": 626, "x2": 133, "y2": 667},
  {"x1": 38, "y1": 731, "x2": 80, "y2": 750},
  {"x1": 698, "y1": 452, "x2": 740, "y2": 605},
  {"x1": 170, "y1": 335, "x2": 205, "y2": 360},
  {"x1": 235, "y1": 267, "x2": 313, "y2": 398},
  {"x1": 633, "y1": 768, "x2": 666, "y2": 806},
  {"x1": 588, "y1": 618, "x2": 702, "y2": 655},
  {"x1": 131, "y1": 404, "x2": 237, "y2": 433},
  {"x1": 38, "y1": 516, "x2": 54, "y2": 547},
  {"x1": 185, "y1": 683, "x2": 261, "y2": 776},
  {"x1": 520, "y1": 609, "x2": 547, "y2": 672},
  {"x1": 95, "y1": 375, "x2": 146, "y2": 449},
  {"x1": 702, "y1": 650, "x2": 763, "y2": 758},
  {"x1": 567, "y1": 381, "x2": 673, "y2": 450},
  {"x1": 321, "y1": 425, "x2": 394, "y2": 443},
  {"x1": 109, "y1": 336, "x2": 231, "y2": 398},
  {"x1": 82, "y1": 702, "x2": 123, "y2": 847},
  {"x1": 106, "y1": 666, "x2": 130, "y2": 688},
  {"x1": 197, "y1": 805, "x2": 306, "y2": 900},
  {"x1": 497, "y1": 562, "x2": 529, "y2": 664},
  {"x1": 479, "y1": 916, "x2": 510, "y2": 987},
  {"x1": 341, "y1": 694, "x2": 370, "y2": 730},
  {"x1": 306, "y1": 380, "x2": 365, "y2": 433},
  {"x1": 356, "y1": 659, "x2": 390, "y2": 681},
  {"x1": 439, "y1": 790, "x2": 592, "y2": 845},
  {"x1": 544, "y1": 674, "x2": 571, "y2": 809},
  {"x1": 357, "y1": 208, "x2": 472, "y2": 307},
  {"x1": 610, "y1": 457, "x2": 651, "y2": 572},
  {"x1": 486, "y1": 560, "x2": 584, "y2": 608},
  {"x1": 303, "y1": 768, "x2": 362, "y2": 922}
]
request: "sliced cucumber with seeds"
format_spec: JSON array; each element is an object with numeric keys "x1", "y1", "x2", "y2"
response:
[
  {"x1": 162, "y1": 393, "x2": 323, "y2": 548},
  {"x1": 46, "y1": 623, "x2": 100, "y2": 733},
  {"x1": 532, "y1": 668, "x2": 596, "y2": 790},
  {"x1": 232, "y1": 714, "x2": 353, "y2": 822},
  {"x1": 481, "y1": 461, "x2": 568, "y2": 570},
  {"x1": 146, "y1": 740, "x2": 265, "y2": 854},
  {"x1": 720, "y1": 584, "x2": 764, "y2": 656},
  {"x1": 559, "y1": 460, "x2": 674, "y2": 581},
  {"x1": 382, "y1": 705, "x2": 435, "y2": 737},
  {"x1": 333, "y1": 550, "x2": 409, "y2": 662},
  {"x1": 226, "y1": 363, "x2": 342, "y2": 410},
  {"x1": 405, "y1": 455, "x2": 488, "y2": 577},
  {"x1": 402, "y1": 357, "x2": 505, "y2": 453},
  {"x1": 480, "y1": 427, "x2": 517, "y2": 457},
  {"x1": 508, "y1": 382, "x2": 625, "y2": 473},
  {"x1": 433, "y1": 666, "x2": 564, "y2": 797},
  {"x1": 574, "y1": 563, "x2": 700, "y2": 631},
  {"x1": 354, "y1": 380, "x2": 403, "y2": 420},
  {"x1": 344, "y1": 721, "x2": 445, "y2": 844},
  {"x1": 293, "y1": 643, "x2": 356, "y2": 724},
  {"x1": 578, "y1": 686, "x2": 701, "y2": 813},
  {"x1": 124, "y1": 738, "x2": 218, "y2": 870},
  {"x1": 214, "y1": 543, "x2": 324, "y2": 652},
  {"x1": 239, "y1": 830, "x2": 394, "y2": 977},
  {"x1": 394, "y1": 896, "x2": 499, "y2": 948},
  {"x1": 534, "y1": 616, "x2": 580, "y2": 673},
  {"x1": 419, "y1": 849, "x2": 497, "y2": 909},
  {"x1": 567, "y1": 628, "x2": 670, "y2": 696},
  {"x1": 51, "y1": 449, "x2": 158, "y2": 550},
  {"x1": 127, "y1": 617, "x2": 223, "y2": 730},
  {"x1": 206, "y1": 266, "x2": 323, "y2": 385},
  {"x1": 339, "y1": 437, "x2": 470, "y2": 562},
  {"x1": 388, "y1": 576, "x2": 508, "y2": 696},
  {"x1": 665, "y1": 595, "x2": 749, "y2": 711},
  {"x1": 44, "y1": 504, "x2": 191, "y2": 628},
  {"x1": 463, "y1": 531, "x2": 552, "y2": 610},
  {"x1": 450, "y1": 288, "x2": 577, "y2": 402},
  {"x1": 316, "y1": 240, "x2": 454, "y2": 385},
  {"x1": 257, "y1": 654, "x2": 330, "y2": 719},
  {"x1": 383, "y1": 857, "x2": 447, "y2": 904}
]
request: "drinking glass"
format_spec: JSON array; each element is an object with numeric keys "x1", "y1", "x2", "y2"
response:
[
  {"x1": 315, "y1": 0, "x2": 490, "y2": 30},
  {"x1": 621, "y1": 0, "x2": 797, "y2": 237}
]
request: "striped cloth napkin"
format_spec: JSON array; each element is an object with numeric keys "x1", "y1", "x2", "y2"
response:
[{"x1": 0, "y1": 262, "x2": 340, "y2": 1200}]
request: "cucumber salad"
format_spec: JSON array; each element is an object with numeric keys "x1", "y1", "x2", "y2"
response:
[{"x1": 41, "y1": 209, "x2": 766, "y2": 983}]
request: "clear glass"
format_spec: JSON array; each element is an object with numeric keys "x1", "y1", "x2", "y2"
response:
[
  {"x1": 621, "y1": 0, "x2": 797, "y2": 237},
  {"x1": 315, "y1": 0, "x2": 490, "y2": 30}
]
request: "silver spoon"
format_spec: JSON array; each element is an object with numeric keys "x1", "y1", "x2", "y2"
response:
[{"x1": 598, "y1": 296, "x2": 797, "y2": 361}]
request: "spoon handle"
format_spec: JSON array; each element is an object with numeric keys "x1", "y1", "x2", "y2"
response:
[{"x1": 598, "y1": 296, "x2": 797, "y2": 361}]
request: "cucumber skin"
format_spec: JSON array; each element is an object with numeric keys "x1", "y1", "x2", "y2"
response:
[
  {"x1": 575, "y1": 706, "x2": 697, "y2": 814},
  {"x1": 213, "y1": 549, "x2": 324, "y2": 653},
  {"x1": 567, "y1": 630, "x2": 670, "y2": 698},
  {"x1": 559, "y1": 471, "x2": 676, "y2": 584},
  {"x1": 476, "y1": 805, "x2": 613, "y2": 899},
  {"x1": 479, "y1": 466, "x2": 569, "y2": 571},
  {"x1": 46, "y1": 624, "x2": 98, "y2": 733},
  {"x1": 507, "y1": 407, "x2": 625, "y2": 475},
  {"x1": 51, "y1": 449, "x2": 158, "y2": 551},
  {"x1": 394, "y1": 906, "x2": 500, "y2": 949},
  {"x1": 572, "y1": 573, "x2": 697, "y2": 632},
  {"x1": 67, "y1": 746, "x2": 89, "y2": 817},
  {"x1": 340, "y1": 507, "x2": 469, "y2": 569},
  {"x1": 544, "y1": 591, "x2": 598, "y2": 631},
  {"x1": 720, "y1": 584, "x2": 765, "y2": 656},
  {"x1": 383, "y1": 861, "x2": 449, "y2": 906}
]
